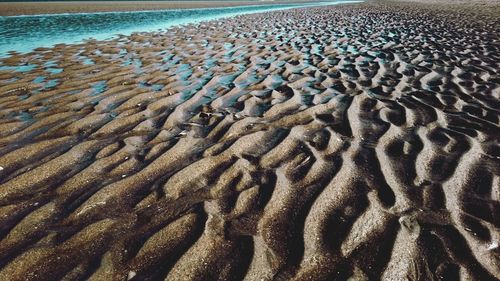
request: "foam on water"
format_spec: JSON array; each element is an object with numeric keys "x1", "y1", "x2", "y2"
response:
[{"x1": 0, "y1": 1, "x2": 363, "y2": 57}]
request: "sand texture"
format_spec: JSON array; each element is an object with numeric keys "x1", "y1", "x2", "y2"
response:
[
  {"x1": 0, "y1": 1, "x2": 318, "y2": 16},
  {"x1": 0, "y1": 2, "x2": 499, "y2": 280}
]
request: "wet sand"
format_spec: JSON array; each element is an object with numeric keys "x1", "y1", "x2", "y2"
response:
[
  {"x1": 0, "y1": 1, "x2": 319, "y2": 16},
  {"x1": 0, "y1": 1, "x2": 499, "y2": 280}
]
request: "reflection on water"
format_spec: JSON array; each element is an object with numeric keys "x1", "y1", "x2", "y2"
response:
[{"x1": 0, "y1": 1, "x2": 362, "y2": 56}]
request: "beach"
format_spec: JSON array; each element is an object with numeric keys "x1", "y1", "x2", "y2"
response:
[{"x1": 0, "y1": 1, "x2": 499, "y2": 280}]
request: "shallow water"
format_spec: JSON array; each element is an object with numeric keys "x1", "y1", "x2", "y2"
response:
[{"x1": 0, "y1": 1, "x2": 362, "y2": 57}]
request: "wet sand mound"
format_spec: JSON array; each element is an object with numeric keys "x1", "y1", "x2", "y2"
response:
[{"x1": 0, "y1": 2, "x2": 499, "y2": 280}]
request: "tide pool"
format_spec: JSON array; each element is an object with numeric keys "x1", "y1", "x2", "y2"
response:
[{"x1": 0, "y1": 1, "x2": 362, "y2": 57}]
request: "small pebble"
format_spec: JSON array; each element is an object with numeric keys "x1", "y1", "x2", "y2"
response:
[
  {"x1": 127, "y1": 271, "x2": 136, "y2": 280},
  {"x1": 487, "y1": 242, "x2": 498, "y2": 251}
]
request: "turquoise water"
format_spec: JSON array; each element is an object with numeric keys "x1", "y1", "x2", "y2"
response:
[{"x1": 0, "y1": 1, "x2": 362, "y2": 57}]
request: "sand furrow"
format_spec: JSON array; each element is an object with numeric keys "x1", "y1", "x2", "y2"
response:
[{"x1": 0, "y1": 1, "x2": 499, "y2": 280}]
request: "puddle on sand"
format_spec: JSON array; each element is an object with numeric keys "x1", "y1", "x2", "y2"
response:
[{"x1": 91, "y1": 81, "x2": 107, "y2": 96}]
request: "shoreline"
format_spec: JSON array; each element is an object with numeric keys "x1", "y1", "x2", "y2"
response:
[
  {"x1": 0, "y1": 1, "x2": 363, "y2": 56},
  {"x1": 0, "y1": 0, "x2": 322, "y2": 16}
]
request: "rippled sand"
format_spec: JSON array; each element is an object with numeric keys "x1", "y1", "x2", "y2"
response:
[{"x1": 0, "y1": 2, "x2": 499, "y2": 280}]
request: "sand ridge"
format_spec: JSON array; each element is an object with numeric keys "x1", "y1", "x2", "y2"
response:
[{"x1": 0, "y1": 2, "x2": 499, "y2": 280}]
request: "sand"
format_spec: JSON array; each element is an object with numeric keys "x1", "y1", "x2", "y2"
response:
[
  {"x1": 0, "y1": 1, "x2": 499, "y2": 280},
  {"x1": 0, "y1": 1, "x2": 320, "y2": 16}
]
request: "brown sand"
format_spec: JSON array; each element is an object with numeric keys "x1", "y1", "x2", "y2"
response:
[
  {"x1": 0, "y1": 1, "x2": 499, "y2": 280},
  {"x1": 0, "y1": 0, "x2": 318, "y2": 16}
]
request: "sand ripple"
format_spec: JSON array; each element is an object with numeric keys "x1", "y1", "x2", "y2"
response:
[{"x1": 0, "y1": 2, "x2": 499, "y2": 280}]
